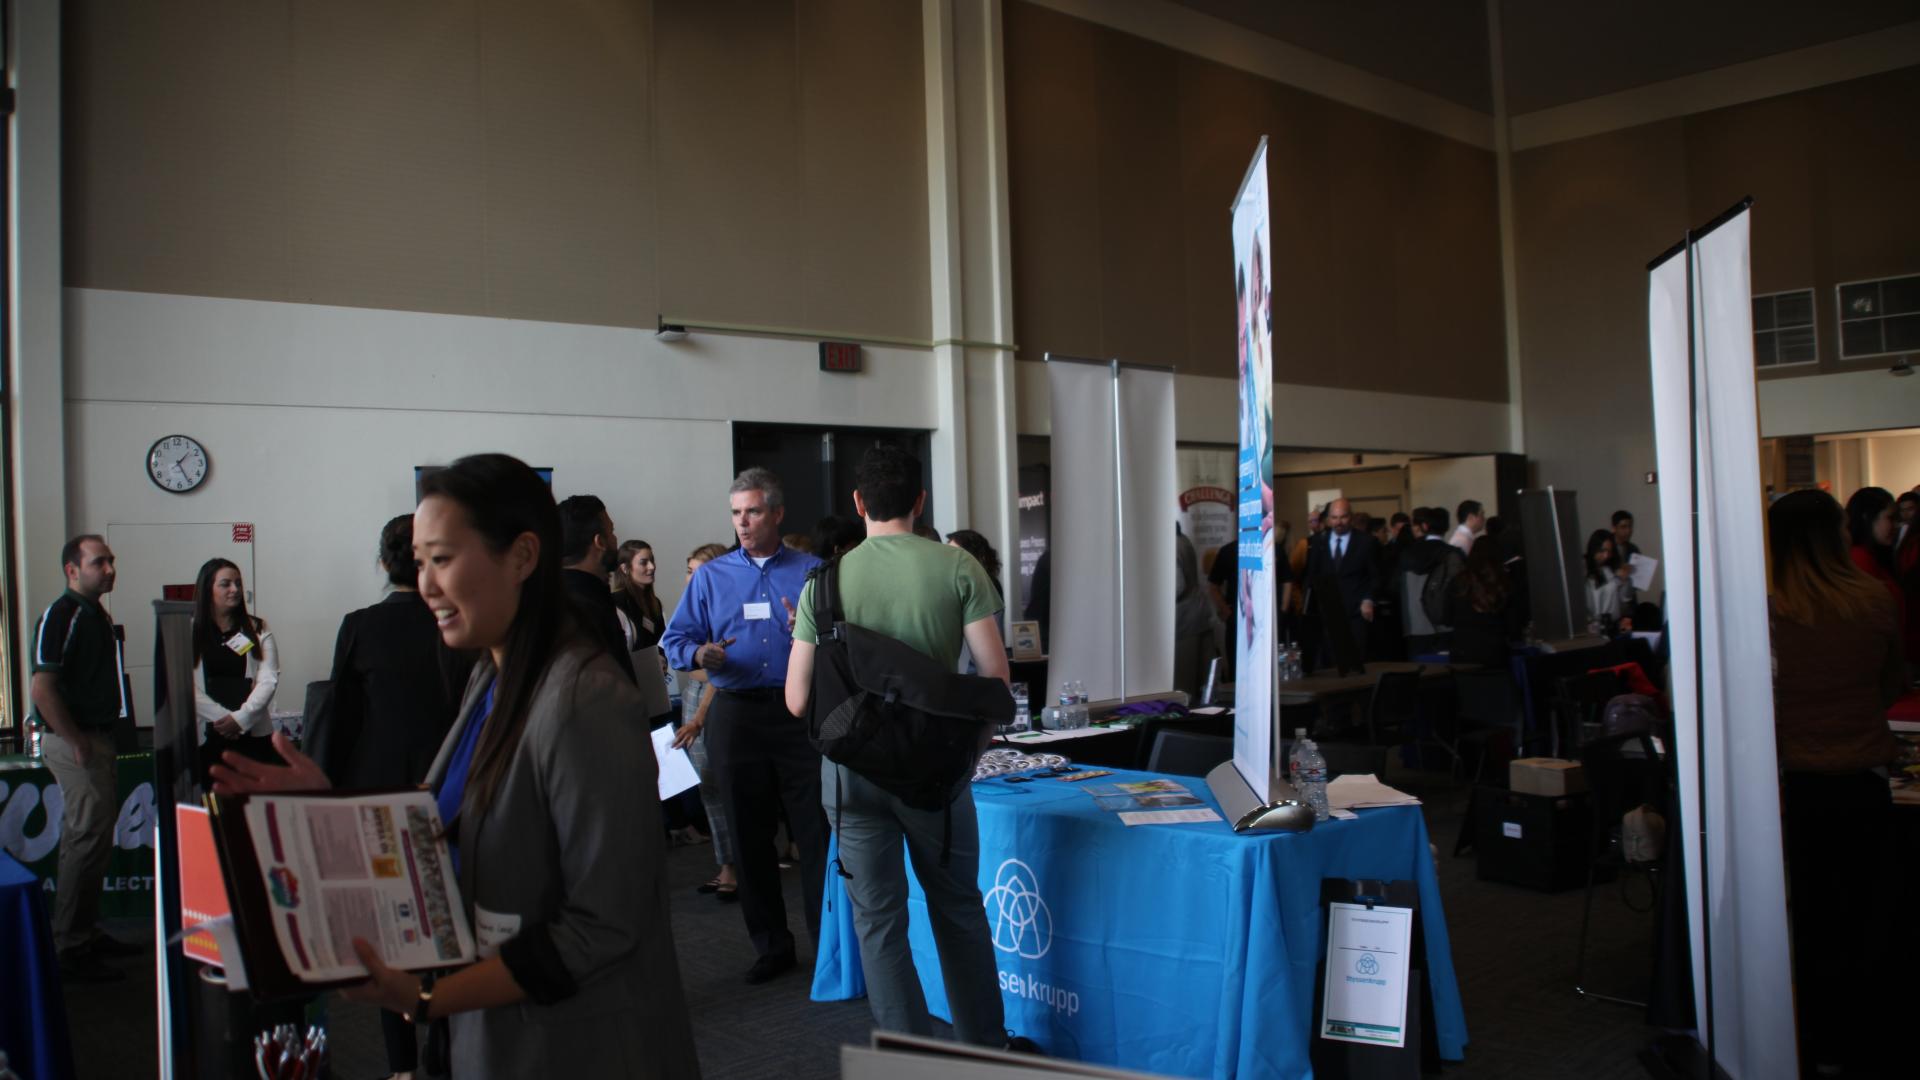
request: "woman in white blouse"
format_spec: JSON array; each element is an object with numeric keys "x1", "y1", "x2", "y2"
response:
[{"x1": 191, "y1": 557, "x2": 279, "y2": 782}]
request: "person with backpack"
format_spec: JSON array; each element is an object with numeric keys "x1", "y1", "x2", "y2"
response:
[
  {"x1": 783, "y1": 443, "x2": 1016, "y2": 1048},
  {"x1": 1396, "y1": 505, "x2": 1465, "y2": 656}
]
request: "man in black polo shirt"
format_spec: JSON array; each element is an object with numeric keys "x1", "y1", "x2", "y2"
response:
[{"x1": 30, "y1": 534, "x2": 139, "y2": 981}]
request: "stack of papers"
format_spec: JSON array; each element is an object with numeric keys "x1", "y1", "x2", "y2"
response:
[{"x1": 1326, "y1": 774, "x2": 1421, "y2": 811}]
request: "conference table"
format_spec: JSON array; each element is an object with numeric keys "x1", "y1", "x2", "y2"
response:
[
  {"x1": 811, "y1": 767, "x2": 1467, "y2": 1079},
  {"x1": 0, "y1": 851, "x2": 76, "y2": 1080}
]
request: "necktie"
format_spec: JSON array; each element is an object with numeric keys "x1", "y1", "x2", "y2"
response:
[{"x1": 1335, "y1": 536, "x2": 1344, "y2": 563}]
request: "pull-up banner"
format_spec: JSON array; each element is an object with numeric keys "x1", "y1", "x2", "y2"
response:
[
  {"x1": 1645, "y1": 202, "x2": 1794, "y2": 1077},
  {"x1": 1230, "y1": 138, "x2": 1276, "y2": 802}
]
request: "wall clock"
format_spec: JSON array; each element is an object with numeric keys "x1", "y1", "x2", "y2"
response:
[{"x1": 147, "y1": 434, "x2": 209, "y2": 493}]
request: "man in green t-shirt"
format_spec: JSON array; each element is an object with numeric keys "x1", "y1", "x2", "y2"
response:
[{"x1": 784, "y1": 444, "x2": 1012, "y2": 1048}]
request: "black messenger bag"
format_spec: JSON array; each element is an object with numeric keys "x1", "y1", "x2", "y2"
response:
[{"x1": 806, "y1": 558, "x2": 1013, "y2": 823}]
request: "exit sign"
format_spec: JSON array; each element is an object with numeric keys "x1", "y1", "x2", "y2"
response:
[{"x1": 819, "y1": 341, "x2": 862, "y2": 373}]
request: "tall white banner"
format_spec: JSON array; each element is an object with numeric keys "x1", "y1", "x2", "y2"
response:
[
  {"x1": 1048, "y1": 359, "x2": 1122, "y2": 703},
  {"x1": 1117, "y1": 364, "x2": 1177, "y2": 697},
  {"x1": 1646, "y1": 205, "x2": 1795, "y2": 1076},
  {"x1": 1230, "y1": 139, "x2": 1277, "y2": 802},
  {"x1": 1045, "y1": 358, "x2": 1177, "y2": 703}
]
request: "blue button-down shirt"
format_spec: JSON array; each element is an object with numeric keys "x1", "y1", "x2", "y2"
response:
[{"x1": 662, "y1": 545, "x2": 822, "y2": 690}]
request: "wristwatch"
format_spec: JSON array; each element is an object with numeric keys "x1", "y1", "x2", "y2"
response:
[{"x1": 405, "y1": 978, "x2": 435, "y2": 1025}]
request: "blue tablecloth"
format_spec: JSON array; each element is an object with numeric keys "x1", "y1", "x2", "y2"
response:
[
  {"x1": 811, "y1": 769, "x2": 1466, "y2": 1079},
  {"x1": 0, "y1": 850, "x2": 75, "y2": 1080}
]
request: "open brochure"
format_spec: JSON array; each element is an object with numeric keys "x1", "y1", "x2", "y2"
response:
[{"x1": 230, "y1": 790, "x2": 476, "y2": 985}]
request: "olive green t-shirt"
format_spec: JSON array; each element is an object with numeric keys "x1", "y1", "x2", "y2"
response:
[{"x1": 793, "y1": 533, "x2": 1001, "y2": 668}]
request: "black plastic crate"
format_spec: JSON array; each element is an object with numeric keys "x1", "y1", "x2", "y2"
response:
[{"x1": 1473, "y1": 786, "x2": 1594, "y2": 892}]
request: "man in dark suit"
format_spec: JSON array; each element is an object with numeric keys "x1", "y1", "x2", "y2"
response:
[
  {"x1": 1303, "y1": 498, "x2": 1384, "y2": 665},
  {"x1": 558, "y1": 494, "x2": 638, "y2": 683}
]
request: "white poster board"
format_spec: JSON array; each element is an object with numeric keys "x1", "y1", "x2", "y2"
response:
[
  {"x1": 1646, "y1": 204, "x2": 1794, "y2": 1076},
  {"x1": 1320, "y1": 902, "x2": 1413, "y2": 1048},
  {"x1": 1229, "y1": 138, "x2": 1277, "y2": 802}
]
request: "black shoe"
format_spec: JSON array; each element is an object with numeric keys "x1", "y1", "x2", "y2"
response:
[
  {"x1": 86, "y1": 932, "x2": 146, "y2": 958},
  {"x1": 744, "y1": 950, "x2": 797, "y2": 985},
  {"x1": 59, "y1": 949, "x2": 127, "y2": 983},
  {"x1": 1004, "y1": 1035, "x2": 1043, "y2": 1055}
]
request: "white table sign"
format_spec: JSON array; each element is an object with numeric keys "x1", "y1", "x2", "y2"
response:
[{"x1": 1320, "y1": 901, "x2": 1413, "y2": 1048}]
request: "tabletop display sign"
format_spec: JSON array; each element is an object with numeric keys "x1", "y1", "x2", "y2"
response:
[
  {"x1": 1320, "y1": 901, "x2": 1414, "y2": 1048},
  {"x1": 1229, "y1": 136, "x2": 1277, "y2": 802},
  {"x1": 176, "y1": 804, "x2": 237, "y2": 972},
  {"x1": 1009, "y1": 621, "x2": 1043, "y2": 660}
]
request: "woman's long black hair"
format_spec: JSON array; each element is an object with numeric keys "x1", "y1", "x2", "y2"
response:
[
  {"x1": 1845, "y1": 486, "x2": 1896, "y2": 575},
  {"x1": 420, "y1": 454, "x2": 575, "y2": 817},
  {"x1": 191, "y1": 557, "x2": 259, "y2": 664},
  {"x1": 1582, "y1": 529, "x2": 1615, "y2": 587}
]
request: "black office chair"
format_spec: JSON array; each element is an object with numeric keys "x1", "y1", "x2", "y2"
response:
[
  {"x1": 1447, "y1": 669, "x2": 1523, "y2": 784},
  {"x1": 1551, "y1": 671, "x2": 1627, "y2": 757},
  {"x1": 1573, "y1": 726, "x2": 1664, "y2": 1007},
  {"x1": 1361, "y1": 667, "x2": 1428, "y2": 777},
  {"x1": 1145, "y1": 730, "x2": 1233, "y2": 778}
]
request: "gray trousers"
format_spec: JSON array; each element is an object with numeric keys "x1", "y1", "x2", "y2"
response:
[
  {"x1": 43, "y1": 730, "x2": 118, "y2": 953},
  {"x1": 822, "y1": 761, "x2": 1005, "y2": 1047}
]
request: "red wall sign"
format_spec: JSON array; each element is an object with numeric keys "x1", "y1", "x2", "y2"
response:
[{"x1": 232, "y1": 523, "x2": 254, "y2": 543}]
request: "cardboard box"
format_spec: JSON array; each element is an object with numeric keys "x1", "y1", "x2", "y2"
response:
[{"x1": 1509, "y1": 757, "x2": 1587, "y2": 797}]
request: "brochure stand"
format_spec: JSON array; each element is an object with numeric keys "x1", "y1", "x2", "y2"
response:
[{"x1": 1310, "y1": 879, "x2": 1440, "y2": 1080}]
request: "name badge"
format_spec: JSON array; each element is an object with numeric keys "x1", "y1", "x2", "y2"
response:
[
  {"x1": 743, "y1": 601, "x2": 772, "y2": 621},
  {"x1": 641, "y1": 616, "x2": 656, "y2": 634},
  {"x1": 224, "y1": 632, "x2": 255, "y2": 657},
  {"x1": 474, "y1": 905, "x2": 523, "y2": 960}
]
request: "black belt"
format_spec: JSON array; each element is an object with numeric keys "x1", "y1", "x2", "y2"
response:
[{"x1": 718, "y1": 685, "x2": 785, "y2": 700}]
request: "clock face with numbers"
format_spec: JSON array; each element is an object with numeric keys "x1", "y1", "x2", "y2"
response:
[{"x1": 147, "y1": 435, "x2": 209, "y2": 493}]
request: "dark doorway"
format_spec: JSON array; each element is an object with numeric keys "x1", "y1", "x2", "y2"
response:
[{"x1": 731, "y1": 423, "x2": 935, "y2": 542}]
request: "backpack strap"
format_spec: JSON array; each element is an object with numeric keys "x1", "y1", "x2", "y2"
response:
[{"x1": 810, "y1": 558, "x2": 846, "y2": 638}]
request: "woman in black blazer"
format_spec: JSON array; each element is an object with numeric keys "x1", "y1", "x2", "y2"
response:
[{"x1": 315, "y1": 514, "x2": 474, "y2": 1078}]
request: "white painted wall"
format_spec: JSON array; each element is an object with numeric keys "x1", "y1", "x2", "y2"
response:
[
  {"x1": 1016, "y1": 362, "x2": 1514, "y2": 455},
  {"x1": 1865, "y1": 433, "x2": 1920, "y2": 493},
  {"x1": 65, "y1": 288, "x2": 939, "y2": 711},
  {"x1": 1758, "y1": 367, "x2": 1920, "y2": 437}
]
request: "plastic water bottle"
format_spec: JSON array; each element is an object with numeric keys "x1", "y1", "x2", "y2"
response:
[
  {"x1": 1296, "y1": 738, "x2": 1330, "y2": 822},
  {"x1": 28, "y1": 727, "x2": 43, "y2": 760},
  {"x1": 1287, "y1": 727, "x2": 1307, "y2": 784}
]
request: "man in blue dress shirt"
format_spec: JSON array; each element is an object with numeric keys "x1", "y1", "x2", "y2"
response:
[{"x1": 663, "y1": 467, "x2": 826, "y2": 983}]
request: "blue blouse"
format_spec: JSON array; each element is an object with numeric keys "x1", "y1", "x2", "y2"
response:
[{"x1": 435, "y1": 680, "x2": 495, "y2": 871}]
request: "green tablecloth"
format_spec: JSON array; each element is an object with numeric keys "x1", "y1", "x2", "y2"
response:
[{"x1": 0, "y1": 752, "x2": 158, "y2": 915}]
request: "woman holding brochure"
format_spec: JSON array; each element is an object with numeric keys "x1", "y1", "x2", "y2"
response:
[{"x1": 211, "y1": 453, "x2": 701, "y2": 1079}]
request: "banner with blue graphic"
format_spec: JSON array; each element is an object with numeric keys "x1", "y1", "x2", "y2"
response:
[{"x1": 1230, "y1": 137, "x2": 1277, "y2": 800}]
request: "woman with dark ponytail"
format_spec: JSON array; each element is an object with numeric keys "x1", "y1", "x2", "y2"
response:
[{"x1": 211, "y1": 455, "x2": 700, "y2": 1078}]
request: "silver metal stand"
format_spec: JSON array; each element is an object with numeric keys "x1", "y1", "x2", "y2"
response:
[{"x1": 1205, "y1": 760, "x2": 1314, "y2": 833}]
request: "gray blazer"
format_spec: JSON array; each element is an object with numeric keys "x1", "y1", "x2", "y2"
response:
[{"x1": 424, "y1": 641, "x2": 700, "y2": 1079}]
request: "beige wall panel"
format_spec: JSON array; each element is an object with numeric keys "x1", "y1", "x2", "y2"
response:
[
  {"x1": 283, "y1": 0, "x2": 488, "y2": 316},
  {"x1": 1006, "y1": 1, "x2": 1106, "y2": 361},
  {"x1": 1093, "y1": 29, "x2": 1187, "y2": 368},
  {"x1": 1262, "y1": 79, "x2": 1340, "y2": 390},
  {"x1": 1512, "y1": 120, "x2": 1690, "y2": 555},
  {"x1": 1004, "y1": 3, "x2": 1505, "y2": 403},
  {"x1": 795, "y1": 0, "x2": 930, "y2": 339},
  {"x1": 63, "y1": 0, "x2": 293, "y2": 301},
  {"x1": 1394, "y1": 132, "x2": 1507, "y2": 401},
  {"x1": 1174, "y1": 56, "x2": 1279, "y2": 386},
  {"x1": 653, "y1": 0, "x2": 805, "y2": 328},
  {"x1": 1812, "y1": 67, "x2": 1920, "y2": 287},
  {"x1": 479, "y1": 0, "x2": 654, "y2": 328}
]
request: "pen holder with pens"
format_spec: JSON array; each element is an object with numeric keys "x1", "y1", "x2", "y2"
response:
[{"x1": 253, "y1": 1024, "x2": 327, "y2": 1080}]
